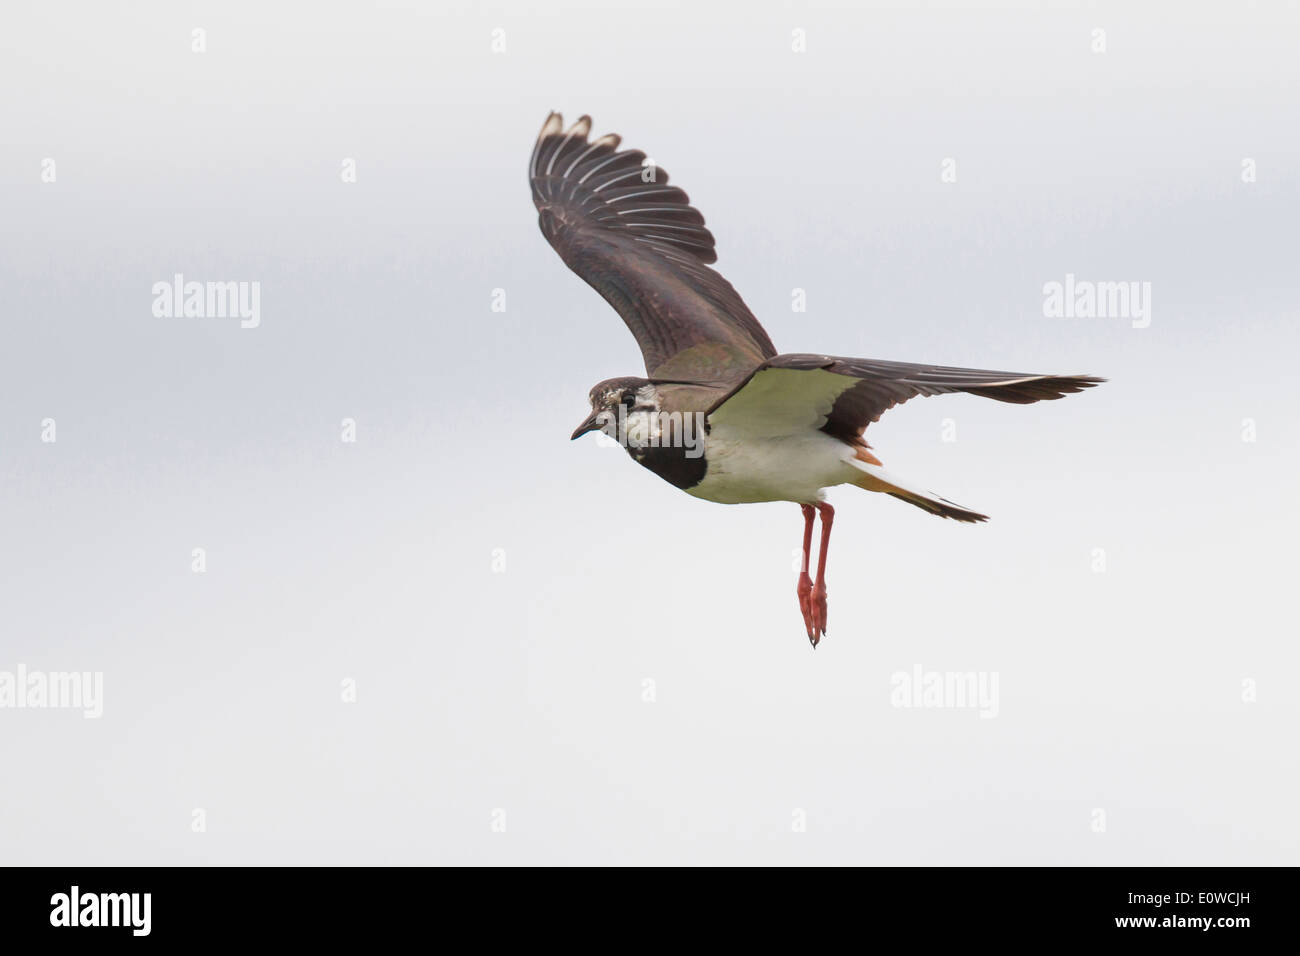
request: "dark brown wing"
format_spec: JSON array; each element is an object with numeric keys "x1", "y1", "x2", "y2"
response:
[
  {"x1": 707, "y1": 353, "x2": 1104, "y2": 439},
  {"x1": 530, "y1": 113, "x2": 776, "y2": 383}
]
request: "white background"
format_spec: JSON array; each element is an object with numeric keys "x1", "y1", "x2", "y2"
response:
[{"x1": 1, "y1": 0, "x2": 1296, "y2": 864}]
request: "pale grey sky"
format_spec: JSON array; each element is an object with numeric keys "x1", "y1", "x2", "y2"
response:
[{"x1": 1, "y1": 0, "x2": 1297, "y2": 864}]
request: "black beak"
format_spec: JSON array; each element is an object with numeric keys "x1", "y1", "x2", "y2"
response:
[{"x1": 570, "y1": 411, "x2": 603, "y2": 441}]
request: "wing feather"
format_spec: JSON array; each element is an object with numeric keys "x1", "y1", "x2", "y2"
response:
[
  {"x1": 708, "y1": 353, "x2": 1104, "y2": 440},
  {"x1": 531, "y1": 113, "x2": 776, "y2": 382}
]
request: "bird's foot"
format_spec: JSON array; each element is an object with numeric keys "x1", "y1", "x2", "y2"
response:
[
  {"x1": 797, "y1": 572, "x2": 816, "y2": 644},
  {"x1": 808, "y1": 584, "x2": 828, "y2": 647}
]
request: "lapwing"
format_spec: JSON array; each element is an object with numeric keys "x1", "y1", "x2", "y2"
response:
[{"x1": 531, "y1": 113, "x2": 1102, "y2": 646}]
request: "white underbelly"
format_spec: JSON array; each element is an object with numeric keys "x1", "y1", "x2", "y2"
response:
[{"x1": 685, "y1": 429, "x2": 858, "y2": 505}]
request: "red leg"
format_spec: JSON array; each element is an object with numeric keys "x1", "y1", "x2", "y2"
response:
[
  {"x1": 809, "y1": 502, "x2": 834, "y2": 645},
  {"x1": 797, "y1": 504, "x2": 816, "y2": 641}
]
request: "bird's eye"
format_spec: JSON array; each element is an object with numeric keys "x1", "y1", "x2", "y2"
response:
[{"x1": 621, "y1": 391, "x2": 636, "y2": 408}]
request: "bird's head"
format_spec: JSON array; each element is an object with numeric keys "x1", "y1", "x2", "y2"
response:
[{"x1": 570, "y1": 377, "x2": 660, "y2": 442}]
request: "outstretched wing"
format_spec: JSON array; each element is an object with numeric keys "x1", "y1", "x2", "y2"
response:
[
  {"x1": 530, "y1": 113, "x2": 776, "y2": 383},
  {"x1": 707, "y1": 353, "x2": 1104, "y2": 439}
]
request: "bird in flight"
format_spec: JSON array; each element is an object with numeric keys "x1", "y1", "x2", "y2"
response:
[{"x1": 530, "y1": 113, "x2": 1102, "y2": 647}]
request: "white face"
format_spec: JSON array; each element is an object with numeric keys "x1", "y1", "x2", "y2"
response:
[
  {"x1": 630, "y1": 384, "x2": 659, "y2": 411},
  {"x1": 590, "y1": 383, "x2": 661, "y2": 449},
  {"x1": 621, "y1": 408, "x2": 657, "y2": 449},
  {"x1": 591, "y1": 383, "x2": 658, "y2": 415}
]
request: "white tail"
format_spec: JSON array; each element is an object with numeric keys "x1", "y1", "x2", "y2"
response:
[{"x1": 846, "y1": 458, "x2": 989, "y2": 523}]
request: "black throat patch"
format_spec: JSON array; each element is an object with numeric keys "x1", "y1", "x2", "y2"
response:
[{"x1": 628, "y1": 443, "x2": 708, "y2": 490}]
